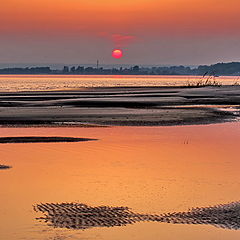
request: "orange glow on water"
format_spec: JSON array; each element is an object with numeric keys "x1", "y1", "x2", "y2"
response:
[{"x1": 0, "y1": 123, "x2": 240, "y2": 239}]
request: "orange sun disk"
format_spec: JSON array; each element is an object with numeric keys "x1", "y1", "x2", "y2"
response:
[{"x1": 112, "y1": 49, "x2": 123, "y2": 59}]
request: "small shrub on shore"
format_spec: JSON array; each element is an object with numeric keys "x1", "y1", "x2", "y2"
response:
[{"x1": 187, "y1": 76, "x2": 222, "y2": 87}]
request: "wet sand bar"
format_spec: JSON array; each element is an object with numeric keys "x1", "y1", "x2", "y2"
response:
[
  {"x1": 0, "y1": 136, "x2": 96, "y2": 144},
  {"x1": 0, "y1": 86, "x2": 239, "y2": 126}
]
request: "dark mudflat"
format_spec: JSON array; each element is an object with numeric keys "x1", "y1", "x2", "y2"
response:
[
  {"x1": 0, "y1": 136, "x2": 97, "y2": 144},
  {"x1": 0, "y1": 165, "x2": 12, "y2": 169},
  {"x1": 0, "y1": 86, "x2": 239, "y2": 126}
]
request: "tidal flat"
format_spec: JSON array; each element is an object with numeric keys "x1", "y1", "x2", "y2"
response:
[
  {"x1": 0, "y1": 86, "x2": 239, "y2": 127},
  {"x1": 0, "y1": 124, "x2": 240, "y2": 240},
  {"x1": 0, "y1": 136, "x2": 96, "y2": 144}
]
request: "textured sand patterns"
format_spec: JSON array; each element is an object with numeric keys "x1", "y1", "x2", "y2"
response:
[
  {"x1": 34, "y1": 203, "x2": 142, "y2": 229},
  {"x1": 34, "y1": 201, "x2": 240, "y2": 230}
]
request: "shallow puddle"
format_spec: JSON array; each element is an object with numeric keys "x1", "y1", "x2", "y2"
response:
[{"x1": 0, "y1": 123, "x2": 240, "y2": 240}]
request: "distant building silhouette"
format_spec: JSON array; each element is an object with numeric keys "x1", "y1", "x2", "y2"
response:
[{"x1": 0, "y1": 62, "x2": 239, "y2": 76}]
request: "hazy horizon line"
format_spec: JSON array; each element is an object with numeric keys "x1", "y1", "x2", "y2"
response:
[{"x1": 0, "y1": 61, "x2": 235, "y2": 69}]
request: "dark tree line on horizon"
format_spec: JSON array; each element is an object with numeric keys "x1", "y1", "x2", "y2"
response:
[{"x1": 0, "y1": 62, "x2": 240, "y2": 76}]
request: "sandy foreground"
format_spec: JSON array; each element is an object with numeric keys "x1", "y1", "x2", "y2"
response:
[{"x1": 0, "y1": 86, "x2": 239, "y2": 126}]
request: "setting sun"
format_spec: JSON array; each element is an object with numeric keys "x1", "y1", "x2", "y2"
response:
[{"x1": 112, "y1": 49, "x2": 123, "y2": 59}]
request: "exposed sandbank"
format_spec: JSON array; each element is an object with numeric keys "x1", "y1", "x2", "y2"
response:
[
  {"x1": 0, "y1": 136, "x2": 96, "y2": 144},
  {"x1": 0, "y1": 165, "x2": 12, "y2": 170},
  {"x1": 0, "y1": 86, "x2": 239, "y2": 126}
]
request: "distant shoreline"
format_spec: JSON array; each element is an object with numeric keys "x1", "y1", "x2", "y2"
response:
[{"x1": 0, "y1": 62, "x2": 240, "y2": 76}]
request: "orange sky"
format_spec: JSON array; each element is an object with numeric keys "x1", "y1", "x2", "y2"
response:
[
  {"x1": 0, "y1": 0, "x2": 240, "y2": 65},
  {"x1": 1, "y1": 0, "x2": 239, "y2": 36}
]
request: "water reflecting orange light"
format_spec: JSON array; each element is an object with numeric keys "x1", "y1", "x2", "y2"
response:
[{"x1": 0, "y1": 123, "x2": 240, "y2": 239}]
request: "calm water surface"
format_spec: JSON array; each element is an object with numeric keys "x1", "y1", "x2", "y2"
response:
[
  {"x1": 0, "y1": 123, "x2": 240, "y2": 239},
  {"x1": 0, "y1": 75, "x2": 239, "y2": 91}
]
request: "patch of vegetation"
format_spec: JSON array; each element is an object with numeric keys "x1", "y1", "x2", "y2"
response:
[{"x1": 187, "y1": 76, "x2": 222, "y2": 87}]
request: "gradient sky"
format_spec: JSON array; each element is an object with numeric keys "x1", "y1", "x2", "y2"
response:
[{"x1": 1, "y1": 0, "x2": 240, "y2": 66}]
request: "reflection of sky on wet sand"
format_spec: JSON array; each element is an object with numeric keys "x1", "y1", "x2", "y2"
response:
[{"x1": 0, "y1": 123, "x2": 240, "y2": 239}]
